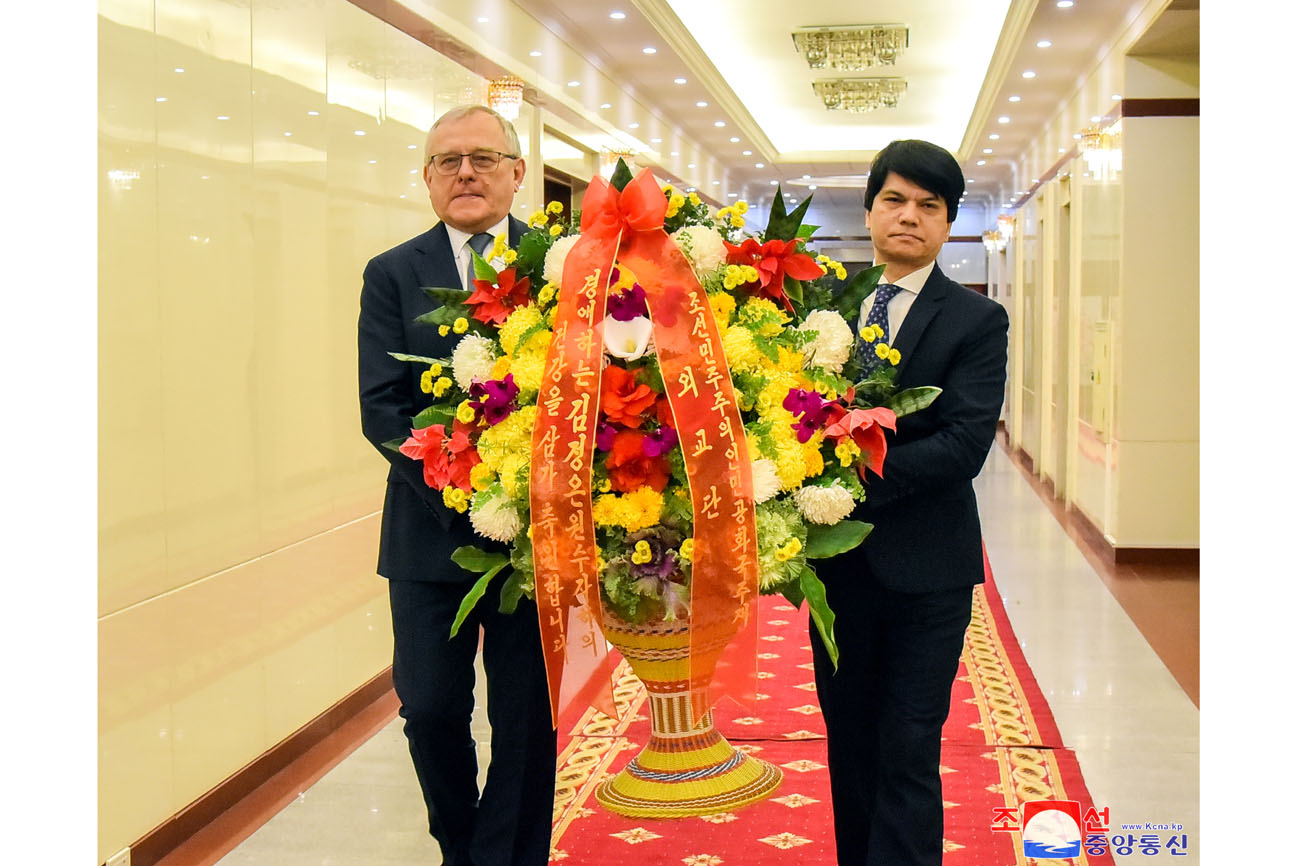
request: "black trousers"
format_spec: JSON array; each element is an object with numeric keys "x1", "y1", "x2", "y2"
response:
[
  {"x1": 811, "y1": 573, "x2": 973, "y2": 866},
  {"x1": 388, "y1": 579, "x2": 556, "y2": 866}
]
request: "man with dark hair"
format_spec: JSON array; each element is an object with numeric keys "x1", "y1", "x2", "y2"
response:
[
  {"x1": 812, "y1": 138, "x2": 1009, "y2": 866},
  {"x1": 358, "y1": 105, "x2": 555, "y2": 866}
]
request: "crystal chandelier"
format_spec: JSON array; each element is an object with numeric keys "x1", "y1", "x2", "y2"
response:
[
  {"x1": 792, "y1": 25, "x2": 908, "y2": 70},
  {"x1": 812, "y1": 78, "x2": 907, "y2": 112},
  {"x1": 487, "y1": 75, "x2": 525, "y2": 121}
]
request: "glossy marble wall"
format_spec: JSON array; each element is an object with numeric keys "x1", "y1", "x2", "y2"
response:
[{"x1": 98, "y1": 0, "x2": 493, "y2": 859}]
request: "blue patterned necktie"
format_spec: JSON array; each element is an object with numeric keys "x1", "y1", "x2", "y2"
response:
[
  {"x1": 465, "y1": 232, "x2": 494, "y2": 290},
  {"x1": 856, "y1": 282, "x2": 903, "y2": 362}
]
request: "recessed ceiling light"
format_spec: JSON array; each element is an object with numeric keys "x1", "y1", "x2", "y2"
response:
[
  {"x1": 1036, "y1": 40, "x2": 1052, "y2": 48},
  {"x1": 976, "y1": 160, "x2": 987, "y2": 166},
  {"x1": 1111, "y1": 93, "x2": 1122, "y2": 101},
  {"x1": 674, "y1": 77, "x2": 687, "y2": 85},
  {"x1": 610, "y1": 10, "x2": 627, "y2": 18},
  {"x1": 729, "y1": 137, "x2": 740, "y2": 143},
  {"x1": 714, "y1": 120, "x2": 726, "y2": 127},
  {"x1": 808, "y1": 184, "x2": 818, "y2": 190},
  {"x1": 370, "y1": 160, "x2": 378, "y2": 164},
  {"x1": 476, "y1": 16, "x2": 488, "y2": 23},
  {"x1": 650, "y1": 137, "x2": 662, "y2": 143},
  {"x1": 1091, "y1": 115, "x2": 1101, "y2": 122},
  {"x1": 174, "y1": 67, "x2": 184, "y2": 73},
  {"x1": 671, "y1": 151, "x2": 679, "y2": 156},
  {"x1": 217, "y1": 115, "x2": 229, "y2": 120},
  {"x1": 983, "y1": 148, "x2": 993, "y2": 154},
  {"x1": 284, "y1": 131, "x2": 292, "y2": 136},
  {"x1": 742, "y1": 150, "x2": 752, "y2": 156},
  {"x1": 600, "y1": 103, "x2": 611, "y2": 109},
  {"x1": 409, "y1": 168, "x2": 417, "y2": 173},
  {"x1": 629, "y1": 122, "x2": 640, "y2": 129},
  {"x1": 1057, "y1": 1, "x2": 1074, "y2": 7},
  {"x1": 307, "y1": 110, "x2": 320, "y2": 116},
  {"x1": 997, "y1": 116, "x2": 1010, "y2": 123},
  {"x1": 802, "y1": 174, "x2": 811, "y2": 179},
  {"x1": 696, "y1": 100, "x2": 708, "y2": 108},
  {"x1": 989, "y1": 134, "x2": 1000, "y2": 140},
  {"x1": 529, "y1": 50, "x2": 542, "y2": 57},
  {"x1": 642, "y1": 46, "x2": 657, "y2": 54},
  {"x1": 1008, "y1": 95, "x2": 1021, "y2": 102},
  {"x1": 408, "y1": 144, "x2": 418, "y2": 149},
  {"x1": 399, "y1": 194, "x2": 406, "y2": 199},
  {"x1": 1022, "y1": 70, "x2": 1036, "y2": 79},
  {"x1": 728, "y1": 193, "x2": 738, "y2": 197},
  {"x1": 1059, "y1": 147, "x2": 1067, "y2": 153},
  {"x1": 156, "y1": 96, "x2": 168, "y2": 102},
  {"x1": 712, "y1": 180, "x2": 720, "y2": 185},
  {"x1": 354, "y1": 130, "x2": 366, "y2": 136},
  {"x1": 567, "y1": 80, "x2": 580, "y2": 87},
  {"x1": 770, "y1": 180, "x2": 778, "y2": 185},
  {"x1": 1073, "y1": 132, "x2": 1083, "y2": 139},
  {"x1": 687, "y1": 163, "x2": 695, "y2": 168},
  {"x1": 686, "y1": 187, "x2": 695, "y2": 192},
  {"x1": 754, "y1": 162, "x2": 764, "y2": 168}
]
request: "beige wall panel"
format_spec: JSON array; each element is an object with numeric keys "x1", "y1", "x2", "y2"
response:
[
  {"x1": 1126, "y1": 55, "x2": 1198, "y2": 98},
  {"x1": 1116, "y1": 116, "x2": 1198, "y2": 443},
  {"x1": 171, "y1": 664, "x2": 268, "y2": 810},
  {"x1": 1111, "y1": 440, "x2": 1198, "y2": 547}
]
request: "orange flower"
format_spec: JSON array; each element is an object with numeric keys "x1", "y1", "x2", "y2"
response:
[
  {"x1": 823, "y1": 407, "x2": 897, "y2": 479},
  {"x1": 398, "y1": 421, "x2": 481, "y2": 492},
  {"x1": 723, "y1": 237, "x2": 825, "y2": 311},
  {"x1": 466, "y1": 267, "x2": 531, "y2": 325},
  {"x1": 605, "y1": 429, "x2": 671, "y2": 493},
  {"x1": 600, "y1": 364, "x2": 657, "y2": 427}
]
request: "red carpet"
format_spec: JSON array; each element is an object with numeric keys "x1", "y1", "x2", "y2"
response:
[{"x1": 550, "y1": 561, "x2": 1115, "y2": 865}]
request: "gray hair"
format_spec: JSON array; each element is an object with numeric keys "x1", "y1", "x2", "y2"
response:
[{"x1": 423, "y1": 105, "x2": 522, "y2": 165}]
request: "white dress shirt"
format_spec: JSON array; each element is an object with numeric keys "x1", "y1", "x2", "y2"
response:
[
  {"x1": 858, "y1": 260, "x2": 936, "y2": 345},
  {"x1": 444, "y1": 216, "x2": 511, "y2": 290}
]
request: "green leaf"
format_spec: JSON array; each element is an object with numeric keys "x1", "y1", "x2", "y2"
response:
[
  {"x1": 516, "y1": 230, "x2": 551, "y2": 275},
  {"x1": 766, "y1": 190, "x2": 814, "y2": 242},
  {"x1": 421, "y1": 287, "x2": 471, "y2": 305},
  {"x1": 804, "y1": 519, "x2": 873, "y2": 559},
  {"x1": 783, "y1": 274, "x2": 804, "y2": 308},
  {"x1": 498, "y1": 568, "x2": 527, "y2": 615},
  {"x1": 471, "y1": 249, "x2": 498, "y2": 283},
  {"x1": 780, "y1": 580, "x2": 806, "y2": 610},
  {"x1": 451, "y1": 546, "x2": 511, "y2": 574},
  {"x1": 886, "y1": 386, "x2": 943, "y2": 418},
  {"x1": 414, "y1": 304, "x2": 470, "y2": 327},
  {"x1": 411, "y1": 404, "x2": 455, "y2": 430},
  {"x1": 388, "y1": 352, "x2": 443, "y2": 365},
  {"x1": 610, "y1": 158, "x2": 634, "y2": 191},
  {"x1": 764, "y1": 184, "x2": 789, "y2": 238},
  {"x1": 801, "y1": 566, "x2": 838, "y2": 669},
  {"x1": 449, "y1": 562, "x2": 508, "y2": 638},
  {"x1": 834, "y1": 263, "x2": 886, "y2": 323},
  {"x1": 796, "y1": 224, "x2": 819, "y2": 239},
  {"x1": 382, "y1": 437, "x2": 407, "y2": 453}
]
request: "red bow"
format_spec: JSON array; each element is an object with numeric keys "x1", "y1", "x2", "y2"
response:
[{"x1": 580, "y1": 170, "x2": 668, "y2": 238}]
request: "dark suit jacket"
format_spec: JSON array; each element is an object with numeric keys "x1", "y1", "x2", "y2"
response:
[
  {"x1": 358, "y1": 217, "x2": 527, "y2": 582},
  {"x1": 832, "y1": 265, "x2": 1009, "y2": 593}
]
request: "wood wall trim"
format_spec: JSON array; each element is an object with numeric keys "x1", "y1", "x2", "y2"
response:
[
  {"x1": 1121, "y1": 97, "x2": 1200, "y2": 118},
  {"x1": 122, "y1": 669, "x2": 397, "y2": 866}
]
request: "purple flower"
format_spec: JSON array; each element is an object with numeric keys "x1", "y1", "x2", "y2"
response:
[
  {"x1": 595, "y1": 420, "x2": 618, "y2": 451},
  {"x1": 783, "y1": 387, "x2": 834, "y2": 443},
  {"x1": 641, "y1": 426, "x2": 679, "y2": 458},
  {"x1": 607, "y1": 284, "x2": 650, "y2": 322},
  {"x1": 627, "y1": 532, "x2": 679, "y2": 581},
  {"x1": 468, "y1": 373, "x2": 519, "y2": 426}
]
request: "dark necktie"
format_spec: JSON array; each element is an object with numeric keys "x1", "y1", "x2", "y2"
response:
[
  {"x1": 856, "y1": 282, "x2": 903, "y2": 362},
  {"x1": 465, "y1": 232, "x2": 494, "y2": 290}
]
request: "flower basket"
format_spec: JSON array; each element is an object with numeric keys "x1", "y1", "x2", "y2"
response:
[{"x1": 595, "y1": 611, "x2": 783, "y2": 817}]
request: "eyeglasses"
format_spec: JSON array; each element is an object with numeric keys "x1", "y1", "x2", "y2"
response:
[{"x1": 427, "y1": 150, "x2": 520, "y2": 175}]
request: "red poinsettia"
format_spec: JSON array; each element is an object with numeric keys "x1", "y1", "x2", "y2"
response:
[
  {"x1": 823, "y1": 407, "x2": 898, "y2": 479},
  {"x1": 723, "y1": 237, "x2": 825, "y2": 311},
  {"x1": 605, "y1": 429, "x2": 671, "y2": 493},
  {"x1": 600, "y1": 364, "x2": 658, "y2": 428},
  {"x1": 399, "y1": 421, "x2": 481, "y2": 492},
  {"x1": 466, "y1": 267, "x2": 531, "y2": 325}
]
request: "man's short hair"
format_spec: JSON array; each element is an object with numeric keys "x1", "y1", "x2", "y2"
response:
[
  {"x1": 864, "y1": 139, "x2": 964, "y2": 224},
  {"x1": 423, "y1": 105, "x2": 522, "y2": 165}
]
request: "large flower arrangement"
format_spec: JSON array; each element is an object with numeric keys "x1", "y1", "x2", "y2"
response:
[{"x1": 387, "y1": 162, "x2": 938, "y2": 670}]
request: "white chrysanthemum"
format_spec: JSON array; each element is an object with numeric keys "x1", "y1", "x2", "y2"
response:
[
  {"x1": 797, "y1": 309, "x2": 855, "y2": 373},
  {"x1": 470, "y1": 492, "x2": 523, "y2": 542},
  {"x1": 793, "y1": 483, "x2": 856, "y2": 525},
  {"x1": 451, "y1": 334, "x2": 498, "y2": 390},
  {"x1": 543, "y1": 234, "x2": 581, "y2": 285},
  {"x1": 671, "y1": 225, "x2": 728, "y2": 275},
  {"x1": 751, "y1": 457, "x2": 782, "y2": 504}
]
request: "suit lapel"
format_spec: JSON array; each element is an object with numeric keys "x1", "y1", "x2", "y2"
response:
[
  {"x1": 412, "y1": 223, "x2": 461, "y2": 290},
  {"x1": 891, "y1": 266, "x2": 951, "y2": 379}
]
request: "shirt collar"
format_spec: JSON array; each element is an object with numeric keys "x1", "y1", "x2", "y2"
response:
[
  {"x1": 878, "y1": 259, "x2": 935, "y2": 295},
  {"x1": 444, "y1": 216, "x2": 511, "y2": 255}
]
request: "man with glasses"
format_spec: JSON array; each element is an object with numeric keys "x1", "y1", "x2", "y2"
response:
[{"x1": 358, "y1": 105, "x2": 553, "y2": 866}]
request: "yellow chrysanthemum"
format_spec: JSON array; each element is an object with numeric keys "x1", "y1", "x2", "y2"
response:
[
  {"x1": 888, "y1": 348, "x2": 901, "y2": 366},
  {"x1": 662, "y1": 184, "x2": 674, "y2": 196},
  {"x1": 631, "y1": 540, "x2": 653, "y2": 564},
  {"x1": 834, "y1": 265, "x2": 848, "y2": 280},
  {"x1": 859, "y1": 326, "x2": 875, "y2": 343},
  {"x1": 875, "y1": 342, "x2": 891, "y2": 360},
  {"x1": 528, "y1": 210, "x2": 547, "y2": 228},
  {"x1": 497, "y1": 454, "x2": 528, "y2": 499},
  {"x1": 591, "y1": 486, "x2": 664, "y2": 532},
  {"x1": 442, "y1": 487, "x2": 469, "y2": 513},
  {"x1": 490, "y1": 234, "x2": 507, "y2": 260},
  {"x1": 475, "y1": 406, "x2": 538, "y2": 475},
  {"x1": 438, "y1": 325, "x2": 451, "y2": 337},
  {"x1": 503, "y1": 249, "x2": 518, "y2": 265},
  {"x1": 538, "y1": 283, "x2": 557, "y2": 306},
  {"x1": 835, "y1": 440, "x2": 861, "y2": 468},
  {"x1": 665, "y1": 203, "x2": 680, "y2": 219},
  {"x1": 597, "y1": 477, "x2": 612, "y2": 493},
  {"x1": 721, "y1": 325, "x2": 765, "y2": 373},
  {"x1": 490, "y1": 356, "x2": 511, "y2": 380},
  {"x1": 470, "y1": 462, "x2": 496, "y2": 492},
  {"x1": 872, "y1": 323, "x2": 886, "y2": 339},
  {"x1": 453, "y1": 317, "x2": 469, "y2": 334},
  {"x1": 679, "y1": 538, "x2": 695, "y2": 563},
  {"x1": 549, "y1": 224, "x2": 563, "y2": 237},
  {"x1": 802, "y1": 437, "x2": 825, "y2": 477},
  {"x1": 816, "y1": 254, "x2": 831, "y2": 264},
  {"x1": 688, "y1": 192, "x2": 701, "y2": 207},
  {"x1": 428, "y1": 362, "x2": 443, "y2": 377},
  {"x1": 510, "y1": 346, "x2": 547, "y2": 396},
  {"x1": 775, "y1": 538, "x2": 802, "y2": 561},
  {"x1": 433, "y1": 376, "x2": 453, "y2": 398},
  {"x1": 735, "y1": 200, "x2": 749, "y2": 214},
  {"x1": 709, "y1": 292, "x2": 736, "y2": 328},
  {"x1": 738, "y1": 297, "x2": 789, "y2": 333},
  {"x1": 456, "y1": 401, "x2": 477, "y2": 424},
  {"x1": 730, "y1": 213, "x2": 745, "y2": 228},
  {"x1": 775, "y1": 345, "x2": 805, "y2": 374},
  {"x1": 546, "y1": 200, "x2": 565, "y2": 215},
  {"x1": 420, "y1": 370, "x2": 434, "y2": 394},
  {"x1": 500, "y1": 304, "x2": 544, "y2": 356}
]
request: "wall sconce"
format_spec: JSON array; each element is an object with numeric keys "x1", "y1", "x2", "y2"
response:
[
  {"x1": 487, "y1": 75, "x2": 525, "y2": 121},
  {"x1": 1079, "y1": 120, "x2": 1122, "y2": 179}
]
